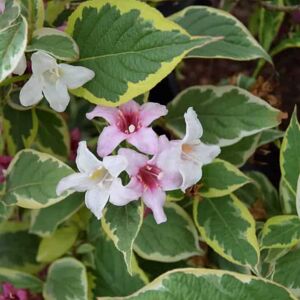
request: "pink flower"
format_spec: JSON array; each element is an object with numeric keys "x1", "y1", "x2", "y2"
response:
[
  {"x1": 158, "y1": 107, "x2": 220, "y2": 191},
  {"x1": 86, "y1": 100, "x2": 167, "y2": 157},
  {"x1": 119, "y1": 136, "x2": 181, "y2": 224},
  {"x1": 0, "y1": 282, "x2": 28, "y2": 300},
  {"x1": 0, "y1": 156, "x2": 12, "y2": 183}
]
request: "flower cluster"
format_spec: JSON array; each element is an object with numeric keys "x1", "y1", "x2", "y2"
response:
[{"x1": 57, "y1": 101, "x2": 220, "y2": 224}]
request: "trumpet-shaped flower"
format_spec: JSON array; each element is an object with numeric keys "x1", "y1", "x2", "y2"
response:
[
  {"x1": 56, "y1": 141, "x2": 138, "y2": 219},
  {"x1": 158, "y1": 107, "x2": 220, "y2": 191},
  {"x1": 0, "y1": 282, "x2": 28, "y2": 300},
  {"x1": 86, "y1": 100, "x2": 167, "y2": 157},
  {"x1": 20, "y1": 51, "x2": 95, "y2": 112},
  {"x1": 119, "y1": 136, "x2": 181, "y2": 224}
]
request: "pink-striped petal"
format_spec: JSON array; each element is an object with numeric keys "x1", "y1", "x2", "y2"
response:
[
  {"x1": 118, "y1": 148, "x2": 148, "y2": 176},
  {"x1": 140, "y1": 102, "x2": 168, "y2": 127},
  {"x1": 119, "y1": 100, "x2": 140, "y2": 114},
  {"x1": 97, "y1": 126, "x2": 126, "y2": 157},
  {"x1": 86, "y1": 106, "x2": 118, "y2": 125},
  {"x1": 109, "y1": 178, "x2": 140, "y2": 206},
  {"x1": 142, "y1": 188, "x2": 167, "y2": 224},
  {"x1": 127, "y1": 127, "x2": 158, "y2": 155}
]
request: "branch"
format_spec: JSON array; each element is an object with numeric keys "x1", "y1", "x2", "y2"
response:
[{"x1": 259, "y1": 1, "x2": 300, "y2": 12}]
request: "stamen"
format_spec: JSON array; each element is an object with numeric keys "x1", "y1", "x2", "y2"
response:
[{"x1": 128, "y1": 124, "x2": 135, "y2": 133}]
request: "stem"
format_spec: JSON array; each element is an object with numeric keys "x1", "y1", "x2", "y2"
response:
[
  {"x1": 0, "y1": 74, "x2": 30, "y2": 88},
  {"x1": 259, "y1": 1, "x2": 300, "y2": 12}
]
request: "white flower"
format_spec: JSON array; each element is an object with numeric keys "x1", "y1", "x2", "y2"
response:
[
  {"x1": 56, "y1": 141, "x2": 139, "y2": 219},
  {"x1": 20, "y1": 51, "x2": 95, "y2": 112},
  {"x1": 13, "y1": 54, "x2": 27, "y2": 75},
  {"x1": 158, "y1": 107, "x2": 221, "y2": 191}
]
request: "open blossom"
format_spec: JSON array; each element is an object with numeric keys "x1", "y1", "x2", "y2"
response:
[
  {"x1": 158, "y1": 107, "x2": 220, "y2": 191},
  {"x1": 119, "y1": 136, "x2": 182, "y2": 224},
  {"x1": 86, "y1": 100, "x2": 167, "y2": 157},
  {"x1": 20, "y1": 51, "x2": 95, "y2": 112},
  {"x1": 56, "y1": 141, "x2": 138, "y2": 219}
]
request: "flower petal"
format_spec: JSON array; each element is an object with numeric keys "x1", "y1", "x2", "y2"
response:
[
  {"x1": 109, "y1": 178, "x2": 140, "y2": 206},
  {"x1": 86, "y1": 106, "x2": 118, "y2": 125},
  {"x1": 140, "y1": 102, "x2": 168, "y2": 127},
  {"x1": 97, "y1": 126, "x2": 126, "y2": 157},
  {"x1": 31, "y1": 51, "x2": 57, "y2": 75},
  {"x1": 156, "y1": 141, "x2": 181, "y2": 174},
  {"x1": 19, "y1": 75, "x2": 43, "y2": 107},
  {"x1": 127, "y1": 127, "x2": 158, "y2": 155},
  {"x1": 43, "y1": 79, "x2": 70, "y2": 112},
  {"x1": 118, "y1": 148, "x2": 148, "y2": 176},
  {"x1": 59, "y1": 63, "x2": 95, "y2": 89},
  {"x1": 179, "y1": 160, "x2": 203, "y2": 191},
  {"x1": 193, "y1": 143, "x2": 221, "y2": 165},
  {"x1": 85, "y1": 187, "x2": 109, "y2": 219},
  {"x1": 119, "y1": 100, "x2": 140, "y2": 114},
  {"x1": 103, "y1": 154, "x2": 127, "y2": 177},
  {"x1": 76, "y1": 141, "x2": 102, "y2": 174},
  {"x1": 183, "y1": 107, "x2": 203, "y2": 144},
  {"x1": 0, "y1": 1, "x2": 5, "y2": 14},
  {"x1": 159, "y1": 171, "x2": 182, "y2": 191},
  {"x1": 56, "y1": 173, "x2": 93, "y2": 195},
  {"x1": 142, "y1": 188, "x2": 167, "y2": 224},
  {"x1": 13, "y1": 54, "x2": 26, "y2": 75}
]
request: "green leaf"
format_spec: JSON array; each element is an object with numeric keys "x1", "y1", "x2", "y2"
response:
[
  {"x1": 193, "y1": 194, "x2": 259, "y2": 268},
  {"x1": 280, "y1": 178, "x2": 296, "y2": 215},
  {"x1": 200, "y1": 159, "x2": 250, "y2": 197},
  {"x1": 260, "y1": 215, "x2": 300, "y2": 249},
  {"x1": 297, "y1": 175, "x2": 300, "y2": 218},
  {"x1": 219, "y1": 134, "x2": 260, "y2": 167},
  {"x1": 171, "y1": 6, "x2": 270, "y2": 62},
  {"x1": 27, "y1": 27, "x2": 79, "y2": 61},
  {"x1": 272, "y1": 249, "x2": 300, "y2": 297},
  {"x1": 259, "y1": 0, "x2": 285, "y2": 51},
  {"x1": 0, "y1": 268, "x2": 42, "y2": 293},
  {"x1": 0, "y1": 202, "x2": 13, "y2": 223},
  {"x1": 37, "y1": 226, "x2": 78, "y2": 263},
  {"x1": 98, "y1": 268, "x2": 297, "y2": 300},
  {"x1": 101, "y1": 201, "x2": 144, "y2": 275},
  {"x1": 3, "y1": 149, "x2": 74, "y2": 208},
  {"x1": 257, "y1": 128, "x2": 284, "y2": 147},
  {"x1": 247, "y1": 171, "x2": 281, "y2": 217},
  {"x1": 271, "y1": 36, "x2": 300, "y2": 57},
  {"x1": 66, "y1": 0, "x2": 217, "y2": 106},
  {"x1": 35, "y1": 107, "x2": 70, "y2": 160},
  {"x1": 134, "y1": 202, "x2": 201, "y2": 262},
  {"x1": 0, "y1": 225, "x2": 40, "y2": 272},
  {"x1": 3, "y1": 104, "x2": 38, "y2": 155},
  {"x1": 166, "y1": 86, "x2": 281, "y2": 146},
  {"x1": 92, "y1": 229, "x2": 147, "y2": 297},
  {"x1": 280, "y1": 110, "x2": 300, "y2": 213},
  {"x1": 45, "y1": 0, "x2": 69, "y2": 25},
  {"x1": 30, "y1": 193, "x2": 83, "y2": 237},
  {"x1": 43, "y1": 257, "x2": 88, "y2": 300},
  {"x1": 0, "y1": 0, "x2": 20, "y2": 29},
  {"x1": 20, "y1": 0, "x2": 44, "y2": 35},
  {"x1": 0, "y1": 16, "x2": 28, "y2": 81},
  {"x1": 219, "y1": 128, "x2": 284, "y2": 167}
]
